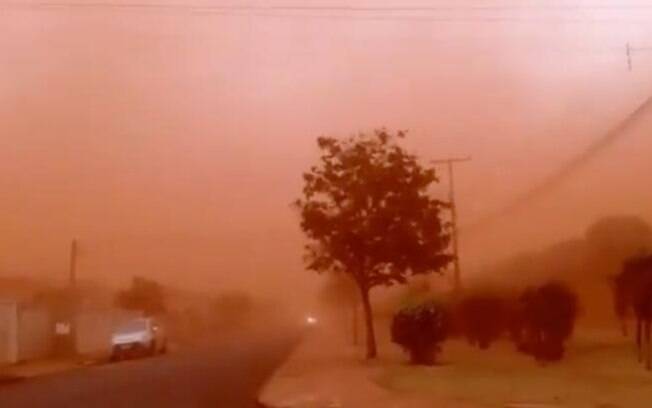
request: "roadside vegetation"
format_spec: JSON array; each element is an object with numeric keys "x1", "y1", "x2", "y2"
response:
[
  {"x1": 454, "y1": 290, "x2": 509, "y2": 350},
  {"x1": 389, "y1": 281, "x2": 578, "y2": 365},
  {"x1": 391, "y1": 300, "x2": 450, "y2": 365},
  {"x1": 115, "y1": 276, "x2": 166, "y2": 316},
  {"x1": 291, "y1": 130, "x2": 652, "y2": 408}
]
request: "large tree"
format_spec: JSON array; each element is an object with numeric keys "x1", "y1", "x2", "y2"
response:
[
  {"x1": 585, "y1": 215, "x2": 652, "y2": 274},
  {"x1": 296, "y1": 129, "x2": 452, "y2": 358},
  {"x1": 116, "y1": 276, "x2": 166, "y2": 316}
]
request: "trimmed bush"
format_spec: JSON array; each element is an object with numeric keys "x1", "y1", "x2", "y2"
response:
[
  {"x1": 391, "y1": 300, "x2": 450, "y2": 365},
  {"x1": 456, "y1": 292, "x2": 509, "y2": 350},
  {"x1": 515, "y1": 282, "x2": 578, "y2": 362}
]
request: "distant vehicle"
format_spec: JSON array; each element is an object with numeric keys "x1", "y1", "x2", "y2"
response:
[
  {"x1": 110, "y1": 317, "x2": 167, "y2": 361},
  {"x1": 305, "y1": 314, "x2": 318, "y2": 326}
]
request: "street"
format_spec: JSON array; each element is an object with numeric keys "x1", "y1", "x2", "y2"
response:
[{"x1": 0, "y1": 327, "x2": 300, "y2": 408}]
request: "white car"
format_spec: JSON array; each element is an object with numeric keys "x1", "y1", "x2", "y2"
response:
[{"x1": 111, "y1": 317, "x2": 167, "y2": 361}]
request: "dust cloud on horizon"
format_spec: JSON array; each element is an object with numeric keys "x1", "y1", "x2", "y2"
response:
[{"x1": 1, "y1": 1, "x2": 652, "y2": 307}]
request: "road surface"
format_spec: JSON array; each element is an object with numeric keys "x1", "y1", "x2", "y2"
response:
[{"x1": 0, "y1": 327, "x2": 300, "y2": 408}]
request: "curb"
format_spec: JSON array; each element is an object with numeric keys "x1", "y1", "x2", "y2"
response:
[
  {"x1": 255, "y1": 329, "x2": 370, "y2": 408},
  {"x1": 256, "y1": 330, "x2": 316, "y2": 408},
  {"x1": 0, "y1": 375, "x2": 25, "y2": 386}
]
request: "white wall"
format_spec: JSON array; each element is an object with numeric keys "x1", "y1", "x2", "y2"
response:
[
  {"x1": 17, "y1": 305, "x2": 52, "y2": 361},
  {"x1": 0, "y1": 301, "x2": 19, "y2": 364}
]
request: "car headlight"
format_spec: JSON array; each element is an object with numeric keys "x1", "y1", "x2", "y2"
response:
[{"x1": 305, "y1": 315, "x2": 318, "y2": 325}]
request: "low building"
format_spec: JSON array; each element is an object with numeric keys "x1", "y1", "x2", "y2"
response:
[{"x1": 0, "y1": 299, "x2": 52, "y2": 364}]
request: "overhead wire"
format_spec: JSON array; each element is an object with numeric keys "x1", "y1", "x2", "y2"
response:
[{"x1": 5, "y1": 2, "x2": 652, "y2": 11}]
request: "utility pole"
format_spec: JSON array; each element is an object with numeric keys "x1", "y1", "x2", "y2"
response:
[
  {"x1": 626, "y1": 43, "x2": 652, "y2": 72},
  {"x1": 69, "y1": 238, "x2": 78, "y2": 288},
  {"x1": 431, "y1": 157, "x2": 471, "y2": 293},
  {"x1": 55, "y1": 238, "x2": 79, "y2": 357}
]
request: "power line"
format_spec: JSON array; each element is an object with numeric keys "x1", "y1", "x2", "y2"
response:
[
  {"x1": 6, "y1": 2, "x2": 652, "y2": 12},
  {"x1": 2, "y1": 1, "x2": 652, "y2": 25},
  {"x1": 628, "y1": 43, "x2": 652, "y2": 70},
  {"x1": 4, "y1": 6, "x2": 651, "y2": 25},
  {"x1": 195, "y1": 12, "x2": 652, "y2": 25},
  {"x1": 465, "y1": 94, "x2": 652, "y2": 234},
  {"x1": 4, "y1": 2, "x2": 652, "y2": 24}
]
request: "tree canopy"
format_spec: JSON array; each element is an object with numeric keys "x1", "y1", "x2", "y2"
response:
[
  {"x1": 296, "y1": 129, "x2": 452, "y2": 358},
  {"x1": 115, "y1": 276, "x2": 166, "y2": 316}
]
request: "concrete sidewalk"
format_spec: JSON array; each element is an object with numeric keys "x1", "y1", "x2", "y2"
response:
[
  {"x1": 0, "y1": 357, "x2": 89, "y2": 385},
  {"x1": 257, "y1": 328, "x2": 436, "y2": 408}
]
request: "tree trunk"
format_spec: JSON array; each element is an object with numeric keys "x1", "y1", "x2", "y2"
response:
[
  {"x1": 644, "y1": 318, "x2": 652, "y2": 370},
  {"x1": 637, "y1": 318, "x2": 643, "y2": 363},
  {"x1": 351, "y1": 302, "x2": 359, "y2": 346},
  {"x1": 621, "y1": 319, "x2": 628, "y2": 338},
  {"x1": 359, "y1": 288, "x2": 377, "y2": 359}
]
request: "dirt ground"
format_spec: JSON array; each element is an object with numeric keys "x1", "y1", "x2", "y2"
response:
[
  {"x1": 375, "y1": 329, "x2": 652, "y2": 408},
  {"x1": 260, "y1": 325, "x2": 652, "y2": 408}
]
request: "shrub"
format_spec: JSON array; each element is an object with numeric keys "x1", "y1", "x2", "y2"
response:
[
  {"x1": 391, "y1": 300, "x2": 450, "y2": 365},
  {"x1": 504, "y1": 296, "x2": 527, "y2": 346},
  {"x1": 515, "y1": 282, "x2": 578, "y2": 362},
  {"x1": 456, "y1": 292, "x2": 509, "y2": 350}
]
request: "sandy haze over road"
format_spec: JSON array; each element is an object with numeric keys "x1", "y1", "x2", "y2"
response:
[{"x1": 1, "y1": 1, "x2": 652, "y2": 302}]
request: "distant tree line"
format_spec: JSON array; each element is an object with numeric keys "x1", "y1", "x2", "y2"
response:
[
  {"x1": 614, "y1": 254, "x2": 652, "y2": 370},
  {"x1": 484, "y1": 215, "x2": 652, "y2": 327}
]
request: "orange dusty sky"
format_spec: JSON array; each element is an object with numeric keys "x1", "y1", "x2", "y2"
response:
[{"x1": 1, "y1": 1, "x2": 652, "y2": 300}]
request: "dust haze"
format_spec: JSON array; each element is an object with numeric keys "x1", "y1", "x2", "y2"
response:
[{"x1": 2, "y1": 1, "x2": 652, "y2": 309}]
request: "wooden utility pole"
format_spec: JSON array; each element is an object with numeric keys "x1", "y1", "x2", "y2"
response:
[
  {"x1": 69, "y1": 238, "x2": 78, "y2": 287},
  {"x1": 56, "y1": 238, "x2": 79, "y2": 357},
  {"x1": 431, "y1": 157, "x2": 471, "y2": 293},
  {"x1": 626, "y1": 43, "x2": 652, "y2": 72}
]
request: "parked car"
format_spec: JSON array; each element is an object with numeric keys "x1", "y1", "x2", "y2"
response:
[{"x1": 110, "y1": 317, "x2": 167, "y2": 361}]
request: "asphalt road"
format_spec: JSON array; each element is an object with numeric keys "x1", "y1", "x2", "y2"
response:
[{"x1": 0, "y1": 326, "x2": 300, "y2": 408}]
